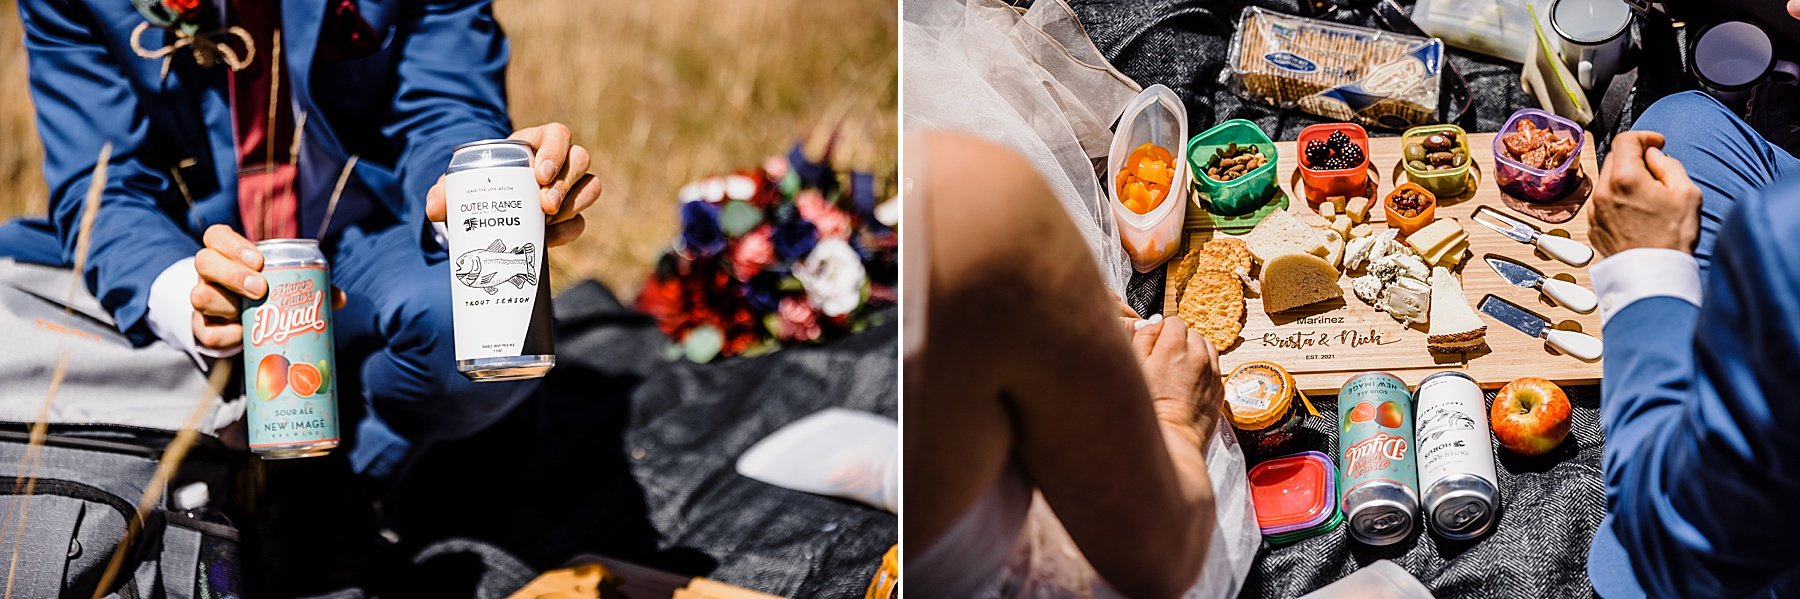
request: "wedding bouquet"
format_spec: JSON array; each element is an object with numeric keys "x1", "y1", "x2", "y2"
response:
[{"x1": 637, "y1": 142, "x2": 898, "y2": 362}]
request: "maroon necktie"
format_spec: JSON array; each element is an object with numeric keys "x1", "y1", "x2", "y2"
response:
[{"x1": 227, "y1": 0, "x2": 299, "y2": 242}]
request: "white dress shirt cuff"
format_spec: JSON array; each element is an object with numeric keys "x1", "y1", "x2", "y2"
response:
[
  {"x1": 147, "y1": 257, "x2": 241, "y2": 364},
  {"x1": 1590, "y1": 248, "x2": 1702, "y2": 326}
]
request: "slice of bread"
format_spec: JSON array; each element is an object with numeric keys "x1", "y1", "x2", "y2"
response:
[
  {"x1": 1261, "y1": 252, "x2": 1343, "y2": 313},
  {"x1": 1244, "y1": 210, "x2": 1328, "y2": 263},
  {"x1": 1427, "y1": 266, "x2": 1487, "y2": 352}
]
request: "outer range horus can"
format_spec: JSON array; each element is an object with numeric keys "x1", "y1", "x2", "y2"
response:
[
  {"x1": 1415, "y1": 371, "x2": 1501, "y2": 540},
  {"x1": 443, "y1": 140, "x2": 556, "y2": 381},
  {"x1": 242, "y1": 239, "x2": 339, "y2": 459},
  {"x1": 1337, "y1": 372, "x2": 1420, "y2": 545}
]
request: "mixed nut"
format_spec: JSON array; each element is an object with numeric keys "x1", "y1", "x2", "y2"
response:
[
  {"x1": 1405, "y1": 131, "x2": 1466, "y2": 171},
  {"x1": 1500, "y1": 119, "x2": 1578, "y2": 170},
  {"x1": 1205, "y1": 142, "x2": 1269, "y2": 182}
]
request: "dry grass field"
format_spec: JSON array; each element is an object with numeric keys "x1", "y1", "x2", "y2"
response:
[{"x1": 0, "y1": 0, "x2": 897, "y2": 298}]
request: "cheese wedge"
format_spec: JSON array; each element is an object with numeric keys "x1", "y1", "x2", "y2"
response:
[
  {"x1": 1262, "y1": 252, "x2": 1343, "y2": 313},
  {"x1": 1244, "y1": 210, "x2": 1328, "y2": 263},
  {"x1": 1323, "y1": 229, "x2": 1347, "y2": 269},
  {"x1": 1405, "y1": 219, "x2": 1466, "y2": 259},
  {"x1": 1426, "y1": 267, "x2": 1487, "y2": 352}
]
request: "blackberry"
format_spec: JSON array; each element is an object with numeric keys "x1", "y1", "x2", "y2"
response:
[
  {"x1": 1338, "y1": 143, "x2": 1365, "y2": 167},
  {"x1": 1304, "y1": 139, "x2": 1332, "y2": 165},
  {"x1": 1323, "y1": 156, "x2": 1351, "y2": 171},
  {"x1": 1327, "y1": 130, "x2": 1352, "y2": 149}
]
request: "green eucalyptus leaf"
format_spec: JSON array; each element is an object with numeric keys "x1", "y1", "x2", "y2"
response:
[{"x1": 720, "y1": 200, "x2": 762, "y2": 237}]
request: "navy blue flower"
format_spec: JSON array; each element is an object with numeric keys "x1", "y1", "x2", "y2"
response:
[
  {"x1": 773, "y1": 216, "x2": 818, "y2": 261},
  {"x1": 744, "y1": 271, "x2": 784, "y2": 313},
  {"x1": 788, "y1": 142, "x2": 836, "y2": 193},
  {"x1": 851, "y1": 171, "x2": 889, "y2": 233},
  {"x1": 681, "y1": 200, "x2": 728, "y2": 257}
]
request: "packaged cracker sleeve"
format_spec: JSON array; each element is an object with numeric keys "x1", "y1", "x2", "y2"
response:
[{"x1": 1223, "y1": 7, "x2": 1446, "y2": 130}]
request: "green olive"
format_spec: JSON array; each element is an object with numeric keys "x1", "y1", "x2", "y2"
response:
[{"x1": 1404, "y1": 145, "x2": 1426, "y2": 162}]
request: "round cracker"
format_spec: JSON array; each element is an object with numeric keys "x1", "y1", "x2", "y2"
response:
[{"x1": 1178, "y1": 269, "x2": 1245, "y2": 350}]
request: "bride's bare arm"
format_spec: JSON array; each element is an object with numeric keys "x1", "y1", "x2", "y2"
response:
[{"x1": 919, "y1": 133, "x2": 1219, "y2": 599}]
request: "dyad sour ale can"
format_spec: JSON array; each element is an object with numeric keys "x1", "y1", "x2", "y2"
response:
[
  {"x1": 242, "y1": 239, "x2": 338, "y2": 459},
  {"x1": 443, "y1": 140, "x2": 555, "y2": 381},
  {"x1": 1416, "y1": 371, "x2": 1501, "y2": 540},
  {"x1": 1338, "y1": 372, "x2": 1419, "y2": 545}
]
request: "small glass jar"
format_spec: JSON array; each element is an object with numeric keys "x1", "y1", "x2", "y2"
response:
[{"x1": 1224, "y1": 361, "x2": 1314, "y2": 451}]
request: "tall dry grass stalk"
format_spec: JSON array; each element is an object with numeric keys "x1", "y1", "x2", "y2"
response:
[{"x1": 90, "y1": 363, "x2": 235, "y2": 599}]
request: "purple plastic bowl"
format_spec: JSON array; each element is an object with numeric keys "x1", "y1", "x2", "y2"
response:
[
  {"x1": 1256, "y1": 451, "x2": 1339, "y2": 535},
  {"x1": 1493, "y1": 109, "x2": 1586, "y2": 203}
]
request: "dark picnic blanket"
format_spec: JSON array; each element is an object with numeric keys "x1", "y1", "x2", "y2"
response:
[{"x1": 1054, "y1": 0, "x2": 1681, "y2": 596}]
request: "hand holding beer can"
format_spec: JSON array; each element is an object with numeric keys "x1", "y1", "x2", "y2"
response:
[
  {"x1": 243, "y1": 239, "x2": 339, "y2": 459},
  {"x1": 443, "y1": 140, "x2": 557, "y2": 381}
]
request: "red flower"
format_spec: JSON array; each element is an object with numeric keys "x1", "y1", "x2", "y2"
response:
[
  {"x1": 777, "y1": 296, "x2": 822, "y2": 342},
  {"x1": 636, "y1": 274, "x2": 689, "y2": 337},
  {"x1": 796, "y1": 190, "x2": 853, "y2": 241},
  {"x1": 162, "y1": 0, "x2": 201, "y2": 18},
  {"x1": 730, "y1": 225, "x2": 777, "y2": 281}
]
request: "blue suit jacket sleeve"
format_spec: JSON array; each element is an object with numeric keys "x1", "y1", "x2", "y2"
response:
[
  {"x1": 1601, "y1": 178, "x2": 1800, "y2": 597},
  {"x1": 382, "y1": 0, "x2": 514, "y2": 229},
  {"x1": 20, "y1": 0, "x2": 202, "y2": 345}
]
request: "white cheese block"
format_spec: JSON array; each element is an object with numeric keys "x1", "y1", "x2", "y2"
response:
[
  {"x1": 1426, "y1": 266, "x2": 1487, "y2": 352},
  {"x1": 1347, "y1": 196, "x2": 1372, "y2": 223}
]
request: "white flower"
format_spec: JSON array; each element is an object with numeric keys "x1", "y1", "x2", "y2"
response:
[{"x1": 794, "y1": 238, "x2": 867, "y2": 317}]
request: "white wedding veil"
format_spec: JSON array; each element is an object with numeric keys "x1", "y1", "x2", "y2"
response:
[{"x1": 903, "y1": 0, "x2": 1141, "y2": 294}]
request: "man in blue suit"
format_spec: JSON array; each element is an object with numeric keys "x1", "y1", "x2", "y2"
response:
[
  {"x1": 0, "y1": 0, "x2": 601, "y2": 482},
  {"x1": 1585, "y1": 90, "x2": 1800, "y2": 596}
]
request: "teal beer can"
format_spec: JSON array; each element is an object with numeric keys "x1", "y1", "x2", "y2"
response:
[
  {"x1": 1337, "y1": 372, "x2": 1419, "y2": 545},
  {"x1": 242, "y1": 239, "x2": 339, "y2": 459}
]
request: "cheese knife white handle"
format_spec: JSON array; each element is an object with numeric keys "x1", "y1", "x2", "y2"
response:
[
  {"x1": 1540, "y1": 277, "x2": 1597, "y2": 314},
  {"x1": 1536, "y1": 234, "x2": 1593, "y2": 267},
  {"x1": 1545, "y1": 328, "x2": 1603, "y2": 361}
]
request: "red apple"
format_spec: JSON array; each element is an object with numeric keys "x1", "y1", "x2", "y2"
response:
[{"x1": 1491, "y1": 377, "x2": 1571, "y2": 456}]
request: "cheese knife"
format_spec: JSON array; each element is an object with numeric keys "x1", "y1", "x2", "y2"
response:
[
  {"x1": 1471, "y1": 208, "x2": 1594, "y2": 267},
  {"x1": 1484, "y1": 255, "x2": 1598, "y2": 314},
  {"x1": 1477, "y1": 294, "x2": 1603, "y2": 361}
]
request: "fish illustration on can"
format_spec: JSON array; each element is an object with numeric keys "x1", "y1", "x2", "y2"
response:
[{"x1": 454, "y1": 239, "x2": 538, "y2": 295}]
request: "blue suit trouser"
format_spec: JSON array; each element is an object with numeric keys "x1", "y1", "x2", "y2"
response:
[{"x1": 325, "y1": 221, "x2": 541, "y2": 482}]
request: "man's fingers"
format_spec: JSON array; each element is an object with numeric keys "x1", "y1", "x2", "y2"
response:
[
  {"x1": 192, "y1": 312, "x2": 242, "y2": 350},
  {"x1": 1154, "y1": 316, "x2": 1189, "y2": 357},
  {"x1": 426, "y1": 175, "x2": 448, "y2": 222},
  {"x1": 546, "y1": 214, "x2": 587, "y2": 248},
  {"x1": 190, "y1": 283, "x2": 239, "y2": 318},
  {"x1": 1789, "y1": 0, "x2": 1800, "y2": 20},
  {"x1": 553, "y1": 173, "x2": 600, "y2": 225},
  {"x1": 1643, "y1": 147, "x2": 1692, "y2": 188},
  {"x1": 195, "y1": 249, "x2": 267, "y2": 299},
  {"x1": 525, "y1": 123, "x2": 572, "y2": 186},
  {"x1": 1603, "y1": 131, "x2": 1665, "y2": 188},
  {"x1": 203, "y1": 224, "x2": 262, "y2": 270}
]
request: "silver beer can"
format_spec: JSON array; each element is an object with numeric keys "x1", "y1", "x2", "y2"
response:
[
  {"x1": 443, "y1": 140, "x2": 556, "y2": 381},
  {"x1": 1416, "y1": 371, "x2": 1501, "y2": 540}
]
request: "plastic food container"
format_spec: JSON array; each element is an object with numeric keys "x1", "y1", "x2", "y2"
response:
[
  {"x1": 1251, "y1": 451, "x2": 1338, "y2": 532},
  {"x1": 1400, "y1": 124, "x2": 1474, "y2": 198},
  {"x1": 1493, "y1": 108, "x2": 1586, "y2": 202},
  {"x1": 1188, "y1": 119, "x2": 1279, "y2": 216},
  {"x1": 1224, "y1": 361, "x2": 1315, "y2": 452},
  {"x1": 1384, "y1": 182, "x2": 1438, "y2": 236},
  {"x1": 1412, "y1": 0, "x2": 1535, "y2": 64},
  {"x1": 1108, "y1": 85, "x2": 1190, "y2": 272},
  {"x1": 1296, "y1": 123, "x2": 1371, "y2": 204}
]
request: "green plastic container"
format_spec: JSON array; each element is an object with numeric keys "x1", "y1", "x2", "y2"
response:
[
  {"x1": 1188, "y1": 119, "x2": 1279, "y2": 216},
  {"x1": 1400, "y1": 124, "x2": 1474, "y2": 199}
]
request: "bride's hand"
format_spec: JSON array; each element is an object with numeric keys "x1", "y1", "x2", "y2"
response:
[{"x1": 1136, "y1": 317, "x2": 1225, "y2": 439}]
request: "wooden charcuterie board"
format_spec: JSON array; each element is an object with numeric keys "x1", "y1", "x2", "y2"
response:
[{"x1": 1162, "y1": 132, "x2": 1603, "y2": 395}]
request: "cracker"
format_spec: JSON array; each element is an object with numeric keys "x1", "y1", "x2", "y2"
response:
[
  {"x1": 1178, "y1": 269, "x2": 1246, "y2": 350},
  {"x1": 1171, "y1": 242, "x2": 1208, "y2": 299},
  {"x1": 1199, "y1": 237, "x2": 1253, "y2": 274}
]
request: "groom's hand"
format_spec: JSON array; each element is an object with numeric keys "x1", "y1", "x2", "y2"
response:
[
  {"x1": 190, "y1": 225, "x2": 346, "y2": 352},
  {"x1": 426, "y1": 122, "x2": 602, "y2": 248}
]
